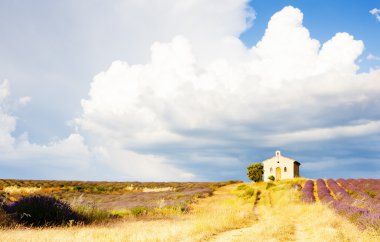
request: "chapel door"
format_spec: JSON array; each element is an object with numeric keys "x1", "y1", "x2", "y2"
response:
[{"x1": 276, "y1": 167, "x2": 281, "y2": 180}]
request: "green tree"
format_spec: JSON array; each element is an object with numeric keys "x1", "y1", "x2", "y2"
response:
[{"x1": 247, "y1": 163, "x2": 263, "y2": 182}]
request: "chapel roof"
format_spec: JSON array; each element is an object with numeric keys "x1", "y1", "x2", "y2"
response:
[{"x1": 262, "y1": 150, "x2": 300, "y2": 165}]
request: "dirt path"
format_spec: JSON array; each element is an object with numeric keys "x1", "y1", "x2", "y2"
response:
[
  {"x1": 208, "y1": 184, "x2": 375, "y2": 242},
  {"x1": 211, "y1": 226, "x2": 256, "y2": 242},
  {"x1": 1, "y1": 182, "x2": 375, "y2": 242}
]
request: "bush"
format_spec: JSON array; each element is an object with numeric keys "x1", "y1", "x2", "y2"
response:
[
  {"x1": 74, "y1": 205, "x2": 113, "y2": 223},
  {"x1": 130, "y1": 206, "x2": 148, "y2": 217},
  {"x1": 365, "y1": 190, "x2": 376, "y2": 198},
  {"x1": 0, "y1": 208, "x2": 16, "y2": 227},
  {"x1": 247, "y1": 163, "x2": 263, "y2": 182},
  {"x1": 266, "y1": 182, "x2": 275, "y2": 190},
  {"x1": 3, "y1": 195, "x2": 86, "y2": 227},
  {"x1": 268, "y1": 175, "x2": 275, "y2": 181},
  {"x1": 236, "y1": 184, "x2": 246, "y2": 190},
  {"x1": 291, "y1": 183, "x2": 302, "y2": 191},
  {"x1": 243, "y1": 187, "x2": 256, "y2": 198}
]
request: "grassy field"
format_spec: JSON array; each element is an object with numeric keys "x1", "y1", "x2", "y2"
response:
[
  {"x1": 0, "y1": 179, "x2": 379, "y2": 241},
  {"x1": 0, "y1": 179, "x2": 237, "y2": 212},
  {"x1": 0, "y1": 183, "x2": 256, "y2": 241},
  {"x1": 212, "y1": 179, "x2": 379, "y2": 242}
]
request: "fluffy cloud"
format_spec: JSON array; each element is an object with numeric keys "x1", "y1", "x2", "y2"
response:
[
  {"x1": 2, "y1": 5, "x2": 380, "y2": 181},
  {"x1": 370, "y1": 8, "x2": 380, "y2": 22},
  {"x1": 367, "y1": 53, "x2": 380, "y2": 61},
  {"x1": 0, "y1": 80, "x2": 195, "y2": 181},
  {"x1": 18, "y1": 96, "x2": 31, "y2": 106},
  {"x1": 265, "y1": 120, "x2": 380, "y2": 146},
  {"x1": 0, "y1": 80, "x2": 16, "y2": 150},
  {"x1": 72, "y1": 0, "x2": 255, "y2": 65},
  {"x1": 0, "y1": 0, "x2": 255, "y2": 181},
  {"x1": 76, "y1": 6, "x2": 380, "y2": 180},
  {"x1": 0, "y1": 80, "x2": 92, "y2": 178}
]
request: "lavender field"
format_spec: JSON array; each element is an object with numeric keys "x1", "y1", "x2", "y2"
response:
[{"x1": 301, "y1": 178, "x2": 380, "y2": 230}]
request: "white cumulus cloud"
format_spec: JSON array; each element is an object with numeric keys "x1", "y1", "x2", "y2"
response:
[
  {"x1": 367, "y1": 53, "x2": 380, "y2": 61},
  {"x1": 18, "y1": 96, "x2": 31, "y2": 106},
  {"x1": 75, "y1": 6, "x2": 380, "y2": 180},
  {"x1": 2, "y1": 5, "x2": 380, "y2": 180},
  {"x1": 370, "y1": 8, "x2": 380, "y2": 22}
]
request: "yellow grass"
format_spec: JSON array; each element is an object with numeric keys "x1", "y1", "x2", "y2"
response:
[
  {"x1": 3, "y1": 186, "x2": 41, "y2": 195},
  {"x1": 0, "y1": 184, "x2": 255, "y2": 242},
  {"x1": 142, "y1": 187, "x2": 175, "y2": 192},
  {"x1": 211, "y1": 180, "x2": 379, "y2": 242},
  {"x1": 1, "y1": 180, "x2": 379, "y2": 242},
  {"x1": 123, "y1": 185, "x2": 175, "y2": 192}
]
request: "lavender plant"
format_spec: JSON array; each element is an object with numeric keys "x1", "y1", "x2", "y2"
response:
[
  {"x1": 317, "y1": 179, "x2": 380, "y2": 230},
  {"x1": 326, "y1": 179, "x2": 354, "y2": 204},
  {"x1": 316, "y1": 179, "x2": 334, "y2": 203},
  {"x1": 301, "y1": 180, "x2": 315, "y2": 203},
  {"x1": 3, "y1": 195, "x2": 86, "y2": 227},
  {"x1": 337, "y1": 179, "x2": 380, "y2": 214}
]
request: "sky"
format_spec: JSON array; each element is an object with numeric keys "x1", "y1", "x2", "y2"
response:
[{"x1": 0, "y1": 0, "x2": 380, "y2": 181}]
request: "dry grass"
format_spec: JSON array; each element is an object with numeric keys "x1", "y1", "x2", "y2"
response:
[
  {"x1": 123, "y1": 185, "x2": 175, "y2": 192},
  {"x1": 210, "y1": 179, "x2": 380, "y2": 242},
  {"x1": 1, "y1": 179, "x2": 379, "y2": 242},
  {"x1": 3, "y1": 186, "x2": 41, "y2": 195},
  {"x1": 0, "y1": 184, "x2": 255, "y2": 242},
  {"x1": 142, "y1": 187, "x2": 175, "y2": 192}
]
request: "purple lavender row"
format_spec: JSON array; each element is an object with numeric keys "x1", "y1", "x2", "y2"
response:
[
  {"x1": 337, "y1": 179, "x2": 372, "y2": 200},
  {"x1": 332, "y1": 199, "x2": 380, "y2": 230},
  {"x1": 316, "y1": 179, "x2": 334, "y2": 203},
  {"x1": 326, "y1": 179, "x2": 355, "y2": 204},
  {"x1": 301, "y1": 180, "x2": 315, "y2": 203},
  {"x1": 337, "y1": 179, "x2": 380, "y2": 214},
  {"x1": 348, "y1": 179, "x2": 380, "y2": 200},
  {"x1": 317, "y1": 179, "x2": 380, "y2": 230},
  {"x1": 349, "y1": 179, "x2": 380, "y2": 192}
]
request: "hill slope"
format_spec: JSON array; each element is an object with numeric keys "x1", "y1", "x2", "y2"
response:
[{"x1": 1, "y1": 179, "x2": 379, "y2": 241}]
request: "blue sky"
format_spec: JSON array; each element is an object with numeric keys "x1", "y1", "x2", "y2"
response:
[
  {"x1": 243, "y1": 0, "x2": 380, "y2": 71},
  {"x1": 0, "y1": 0, "x2": 380, "y2": 181}
]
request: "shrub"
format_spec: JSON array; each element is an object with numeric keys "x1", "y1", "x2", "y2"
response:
[
  {"x1": 74, "y1": 205, "x2": 113, "y2": 223},
  {"x1": 365, "y1": 190, "x2": 376, "y2": 198},
  {"x1": 236, "y1": 184, "x2": 246, "y2": 190},
  {"x1": 0, "y1": 208, "x2": 16, "y2": 227},
  {"x1": 291, "y1": 183, "x2": 302, "y2": 191},
  {"x1": 247, "y1": 163, "x2": 263, "y2": 182},
  {"x1": 130, "y1": 206, "x2": 148, "y2": 217},
  {"x1": 243, "y1": 187, "x2": 256, "y2": 198},
  {"x1": 3, "y1": 195, "x2": 86, "y2": 227},
  {"x1": 268, "y1": 175, "x2": 275, "y2": 181},
  {"x1": 72, "y1": 186, "x2": 84, "y2": 192},
  {"x1": 266, "y1": 182, "x2": 275, "y2": 190}
]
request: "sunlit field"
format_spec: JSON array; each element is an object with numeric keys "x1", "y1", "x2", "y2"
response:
[{"x1": 1, "y1": 178, "x2": 379, "y2": 241}]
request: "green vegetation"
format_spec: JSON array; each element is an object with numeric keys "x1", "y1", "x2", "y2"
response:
[
  {"x1": 0, "y1": 179, "x2": 241, "y2": 227},
  {"x1": 0, "y1": 208, "x2": 15, "y2": 228},
  {"x1": 246, "y1": 163, "x2": 263, "y2": 182},
  {"x1": 1, "y1": 179, "x2": 379, "y2": 241},
  {"x1": 266, "y1": 182, "x2": 275, "y2": 190},
  {"x1": 365, "y1": 190, "x2": 376, "y2": 198}
]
